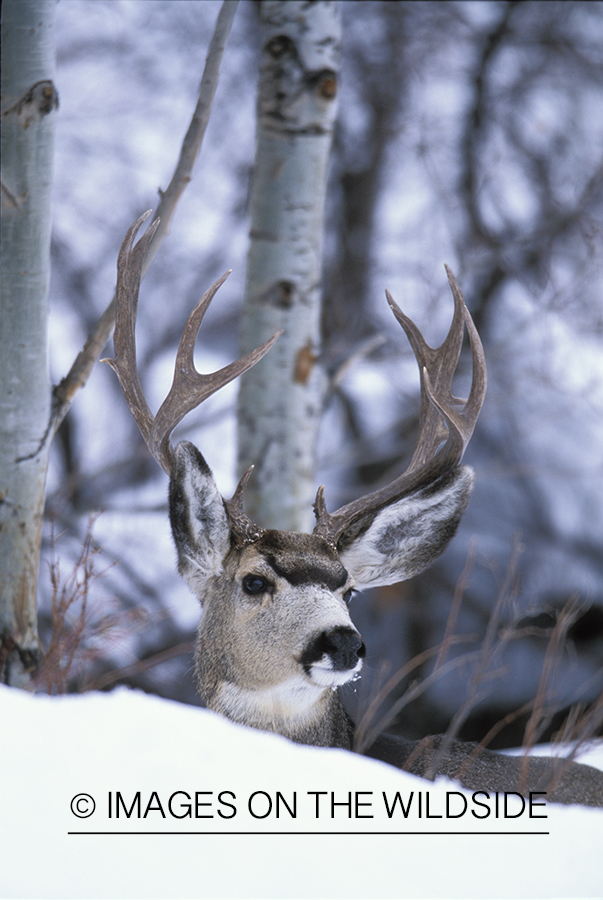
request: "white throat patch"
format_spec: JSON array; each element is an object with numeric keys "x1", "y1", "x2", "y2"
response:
[{"x1": 216, "y1": 676, "x2": 328, "y2": 727}]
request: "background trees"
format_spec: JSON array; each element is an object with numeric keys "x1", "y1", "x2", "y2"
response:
[
  {"x1": 1, "y1": 0, "x2": 58, "y2": 686},
  {"x1": 22, "y1": 1, "x2": 603, "y2": 745}
]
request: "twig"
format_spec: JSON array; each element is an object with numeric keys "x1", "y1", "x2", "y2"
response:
[
  {"x1": 428, "y1": 534, "x2": 523, "y2": 775},
  {"x1": 355, "y1": 540, "x2": 479, "y2": 754},
  {"x1": 84, "y1": 640, "x2": 195, "y2": 692},
  {"x1": 51, "y1": 301, "x2": 118, "y2": 439},
  {"x1": 516, "y1": 593, "x2": 588, "y2": 791},
  {"x1": 330, "y1": 335, "x2": 386, "y2": 389},
  {"x1": 142, "y1": 0, "x2": 240, "y2": 272},
  {"x1": 354, "y1": 639, "x2": 482, "y2": 755},
  {"x1": 434, "y1": 536, "x2": 477, "y2": 672},
  {"x1": 522, "y1": 593, "x2": 586, "y2": 750}
]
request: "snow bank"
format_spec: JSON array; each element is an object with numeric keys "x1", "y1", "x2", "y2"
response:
[{"x1": 1, "y1": 685, "x2": 602, "y2": 899}]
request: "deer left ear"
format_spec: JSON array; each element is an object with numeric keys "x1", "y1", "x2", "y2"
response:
[
  {"x1": 169, "y1": 441, "x2": 232, "y2": 599},
  {"x1": 337, "y1": 467, "x2": 474, "y2": 590}
]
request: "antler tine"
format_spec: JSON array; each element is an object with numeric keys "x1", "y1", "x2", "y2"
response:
[
  {"x1": 150, "y1": 279, "x2": 282, "y2": 473},
  {"x1": 313, "y1": 268, "x2": 487, "y2": 546},
  {"x1": 103, "y1": 210, "x2": 160, "y2": 449},
  {"x1": 223, "y1": 465, "x2": 267, "y2": 548},
  {"x1": 105, "y1": 213, "x2": 282, "y2": 476},
  {"x1": 390, "y1": 264, "x2": 486, "y2": 471},
  {"x1": 386, "y1": 287, "x2": 460, "y2": 472}
]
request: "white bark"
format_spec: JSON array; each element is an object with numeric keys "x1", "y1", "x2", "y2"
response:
[
  {"x1": 0, "y1": 0, "x2": 57, "y2": 685},
  {"x1": 237, "y1": 0, "x2": 340, "y2": 532}
]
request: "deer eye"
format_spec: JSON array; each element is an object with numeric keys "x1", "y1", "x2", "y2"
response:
[
  {"x1": 343, "y1": 588, "x2": 356, "y2": 605},
  {"x1": 242, "y1": 574, "x2": 269, "y2": 596}
]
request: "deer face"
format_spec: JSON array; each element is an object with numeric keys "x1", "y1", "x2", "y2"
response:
[{"x1": 170, "y1": 442, "x2": 365, "y2": 726}]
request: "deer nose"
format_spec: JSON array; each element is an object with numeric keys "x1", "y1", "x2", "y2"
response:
[{"x1": 320, "y1": 626, "x2": 366, "y2": 671}]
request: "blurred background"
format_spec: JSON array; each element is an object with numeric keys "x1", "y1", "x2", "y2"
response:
[{"x1": 42, "y1": 0, "x2": 603, "y2": 748}]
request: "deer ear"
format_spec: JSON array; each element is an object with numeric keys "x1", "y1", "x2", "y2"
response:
[
  {"x1": 338, "y1": 467, "x2": 474, "y2": 590},
  {"x1": 169, "y1": 441, "x2": 231, "y2": 599}
]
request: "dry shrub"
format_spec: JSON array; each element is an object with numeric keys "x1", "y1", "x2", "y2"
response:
[
  {"x1": 35, "y1": 515, "x2": 149, "y2": 694},
  {"x1": 354, "y1": 535, "x2": 603, "y2": 792}
]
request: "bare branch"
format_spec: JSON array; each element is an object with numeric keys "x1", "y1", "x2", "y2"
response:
[
  {"x1": 142, "y1": 0, "x2": 240, "y2": 273},
  {"x1": 49, "y1": 0, "x2": 239, "y2": 436}
]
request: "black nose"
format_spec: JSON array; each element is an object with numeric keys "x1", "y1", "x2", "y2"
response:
[{"x1": 302, "y1": 626, "x2": 366, "y2": 672}]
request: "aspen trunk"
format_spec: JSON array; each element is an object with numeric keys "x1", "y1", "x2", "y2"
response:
[
  {"x1": 237, "y1": 0, "x2": 340, "y2": 532},
  {"x1": 0, "y1": 0, "x2": 58, "y2": 686}
]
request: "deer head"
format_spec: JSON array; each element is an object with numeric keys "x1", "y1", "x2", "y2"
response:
[{"x1": 104, "y1": 211, "x2": 486, "y2": 749}]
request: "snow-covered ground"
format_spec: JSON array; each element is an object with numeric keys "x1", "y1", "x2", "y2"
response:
[{"x1": 1, "y1": 685, "x2": 602, "y2": 899}]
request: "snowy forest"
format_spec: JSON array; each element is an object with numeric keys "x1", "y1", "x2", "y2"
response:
[{"x1": 6, "y1": 0, "x2": 603, "y2": 754}]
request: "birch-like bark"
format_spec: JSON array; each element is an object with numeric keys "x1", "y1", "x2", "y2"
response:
[
  {"x1": 0, "y1": 0, "x2": 58, "y2": 685},
  {"x1": 237, "y1": 0, "x2": 340, "y2": 531}
]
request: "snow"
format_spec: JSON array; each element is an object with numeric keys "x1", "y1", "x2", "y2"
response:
[{"x1": 1, "y1": 685, "x2": 602, "y2": 899}]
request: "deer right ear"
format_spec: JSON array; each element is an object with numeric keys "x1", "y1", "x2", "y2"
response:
[
  {"x1": 169, "y1": 441, "x2": 231, "y2": 599},
  {"x1": 337, "y1": 466, "x2": 474, "y2": 590}
]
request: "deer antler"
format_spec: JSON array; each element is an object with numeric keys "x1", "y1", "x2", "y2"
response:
[
  {"x1": 103, "y1": 211, "x2": 281, "y2": 475},
  {"x1": 313, "y1": 267, "x2": 487, "y2": 547}
]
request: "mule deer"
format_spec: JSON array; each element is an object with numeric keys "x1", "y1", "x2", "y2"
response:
[{"x1": 105, "y1": 212, "x2": 603, "y2": 807}]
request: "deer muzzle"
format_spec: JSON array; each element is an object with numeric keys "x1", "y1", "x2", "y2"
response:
[{"x1": 300, "y1": 626, "x2": 366, "y2": 687}]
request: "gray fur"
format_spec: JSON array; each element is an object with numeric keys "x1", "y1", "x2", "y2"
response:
[
  {"x1": 340, "y1": 467, "x2": 474, "y2": 589},
  {"x1": 169, "y1": 442, "x2": 231, "y2": 598}
]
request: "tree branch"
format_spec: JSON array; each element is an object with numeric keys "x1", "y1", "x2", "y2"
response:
[{"x1": 50, "y1": 0, "x2": 239, "y2": 437}]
